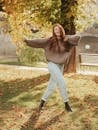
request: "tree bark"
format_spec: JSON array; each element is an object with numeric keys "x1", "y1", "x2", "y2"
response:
[
  {"x1": 60, "y1": 0, "x2": 78, "y2": 35},
  {"x1": 60, "y1": 0, "x2": 78, "y2": 73}
]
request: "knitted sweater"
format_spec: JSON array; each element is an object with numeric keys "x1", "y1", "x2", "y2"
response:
[{"x1": 24, "y1": 35, "x2": 80, "y2": 64}]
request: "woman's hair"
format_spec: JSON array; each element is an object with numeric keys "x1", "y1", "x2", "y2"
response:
[
  {"x1": 53, "y1": 23, "x2": 65, "y2": 39},
  {"x1": 49, "y1": 23, "x2": 66, "y2": 52}
]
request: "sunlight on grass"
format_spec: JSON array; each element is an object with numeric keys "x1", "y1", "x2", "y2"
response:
[{"x1": 0, "y1": 66, "x2": 98, "y2": 130}]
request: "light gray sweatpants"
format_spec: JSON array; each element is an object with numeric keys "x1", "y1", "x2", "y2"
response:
[{"x1": 42, "y1": 62, "x2": 69, "y2": 102}]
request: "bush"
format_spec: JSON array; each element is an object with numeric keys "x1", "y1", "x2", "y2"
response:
[{"x1": 17, "y1": 46, "x2": 46, "y2": 66}]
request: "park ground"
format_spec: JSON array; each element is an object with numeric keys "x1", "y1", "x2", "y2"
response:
[{"x1": 0, "y1": 65, "x2": 98, "y2": 130}]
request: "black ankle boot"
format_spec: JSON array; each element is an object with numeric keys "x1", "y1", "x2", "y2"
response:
[
  {"x1": 65, "y1": 102, "x2": 72, "y2": 112},
  {"x1": 39, "y1": 99, "x2": 45, "y2": 111}
]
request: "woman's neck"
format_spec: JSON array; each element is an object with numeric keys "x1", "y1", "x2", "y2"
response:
[{"x1": 56, "y1": 36, "x2": 61, "y2": 40}]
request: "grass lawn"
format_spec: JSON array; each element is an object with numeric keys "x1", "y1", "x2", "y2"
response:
[{"x1": 0, "y1": 65, "x2": 98, "y2": 130}]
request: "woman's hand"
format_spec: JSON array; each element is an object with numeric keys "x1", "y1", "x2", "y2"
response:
[
  {"x1": 22, "y1": 37, "x2": 27, "y2": 43},
  {"x1": 22, "y1": 37, "x2": 28, "y2": 45}
]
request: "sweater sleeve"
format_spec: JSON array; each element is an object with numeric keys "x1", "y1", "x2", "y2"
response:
[
  {"x1": 24, "y1": 38, "x2": 49, "y2": 48},
  {"x1": 68, "y1": 35, "x2": 81, "y2": 46}
]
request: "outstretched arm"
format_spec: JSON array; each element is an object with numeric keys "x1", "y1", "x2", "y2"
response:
[
  {"x1": 23, "y1": 38, "x2": 49, "y2": 48},
  {"x1": 68, "y1": 35, "x2": 81, "y2": 46}
]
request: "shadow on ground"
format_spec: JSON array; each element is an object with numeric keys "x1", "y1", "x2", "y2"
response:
[
  {"x1": 0, "y1": 73, "x2": 50, "y2": 110},
  {"x1": 19, "y1": 94, "x2": 98, "y2": 130},
  {"x1": 0, "y1": 72, "x2": 98, "y2": 130},
  {"x1": 21, "y1": 107, "x2": 65, "y2": 130}
]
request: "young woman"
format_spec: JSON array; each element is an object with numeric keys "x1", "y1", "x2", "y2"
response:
[{"x1": 23, "y1": 23, "x2": 80, "y2": 112}]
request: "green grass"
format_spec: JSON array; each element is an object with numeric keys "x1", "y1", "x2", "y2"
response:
[
  {"x1": 0, "y1": 66, "x2": 98, "y2": 130},
  {"x1": 0, "y1": 61, "x2": 48, "y2": 68},
  {"x1": 0, "y1": 61, "x2": 21, "y2": 65}
]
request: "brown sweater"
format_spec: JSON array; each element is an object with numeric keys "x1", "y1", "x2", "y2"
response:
[{"x1": 24, "y1": 35, "x2": 81, "y2": 64}]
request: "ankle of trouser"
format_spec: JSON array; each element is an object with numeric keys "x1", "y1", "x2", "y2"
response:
[
  {"x1": 64, "y1": 99, "x2": 69, "y2": 103},
  {"x1": 41, "y1": 98, "x2": 46, "y2": 102}
]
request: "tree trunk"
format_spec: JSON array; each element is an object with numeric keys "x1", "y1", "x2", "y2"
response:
[
  {"x1": 60, "y1": 0, "x2": 78, "y2": 73},
  {"x1": 60, "y1": 0, "x2": 77, "y2": 35}
]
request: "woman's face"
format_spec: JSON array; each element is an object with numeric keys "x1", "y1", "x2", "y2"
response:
[{"x1": 53, "y1": 26, "x2": 61, "y2": 37}]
